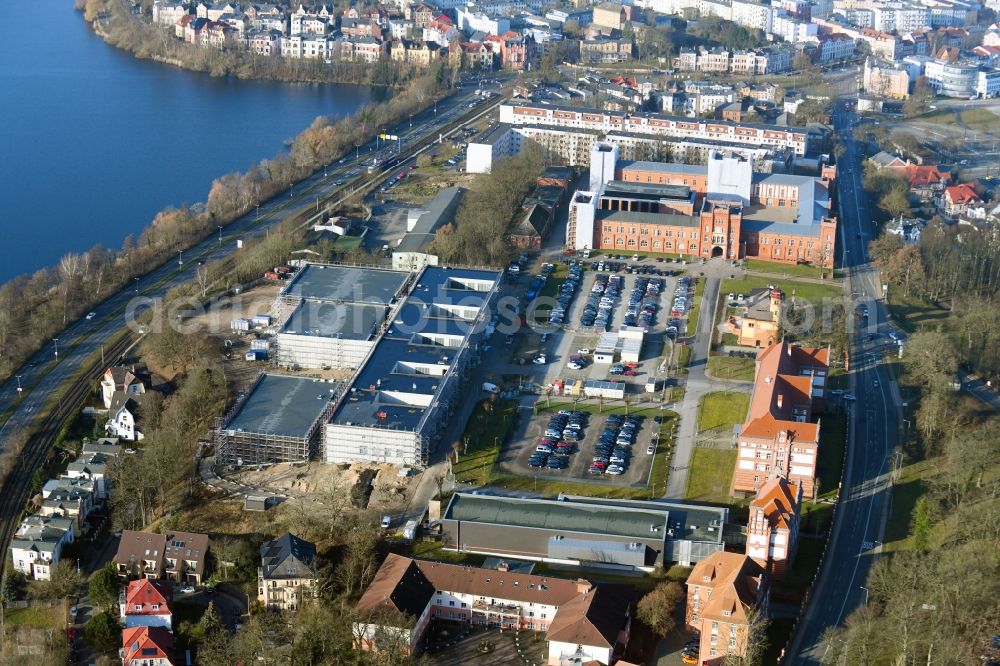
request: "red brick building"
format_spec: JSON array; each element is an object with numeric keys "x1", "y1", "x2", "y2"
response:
[
  {"x1": 569, "y1": 148, "x2": 838, "y2": 269},
  {"x1": 733, "y1": 341, "x2": 829, "y2": 499}
]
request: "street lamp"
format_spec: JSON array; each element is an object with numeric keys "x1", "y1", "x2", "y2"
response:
[
  {"x1": 53, "y1": 338, "x2": 59, "y2": 358},
  {"x1": 860, "y1": 586, "x2": 869, "y2": 605},
  {"x1": 256, "y1": 204, "x2": 260, "y2": 220},
  {"x1": 15, "y1": 375, "x2": 22, "y2": 396},
  {"x1": 134, "y1": 277, "x2": 139, "y2": 294},
  {"x1": 218, "y1": 225, "x2": 223, "y2": 246},
  {"x1": 178, "y1": 251, "x2": 183, "y2": 266}
]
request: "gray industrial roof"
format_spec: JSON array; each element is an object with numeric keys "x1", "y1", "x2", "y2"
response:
[
  {"x1": 560, "y1": 495, "x2": 728, "y2": 544},
  {"x1": 225, "y1": 374, "x2": 336, "y2": 438},
  {"x1": 618, "y1": 160, "x2": 707, "y2": 176},
  {"x1": 330, "y1": 267, "x2": 501, "y2": 430},
  {"x1": 603, "y1": 180, "x2": 693, "y2": 201},
  {"x1": 595, "y1": 208, "x2": 700, "y2": 228},
  {"x1": 444, "y1": 493, "x2": 670, "y2": 540},
  {"x1": 280, "y1": 264, "x2": 409, "y2": 305},
  {"x1": 280, "y1": 299, "x2": 386, "y2": 340}
]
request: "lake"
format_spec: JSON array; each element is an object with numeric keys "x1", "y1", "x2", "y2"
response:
[{"x1": 0, "y1": 0, "x2": 381, "y2": 282}]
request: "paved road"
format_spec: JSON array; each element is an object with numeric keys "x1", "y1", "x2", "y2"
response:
[
  {"x1": 664, "y1": 264, "x2": 726, "y2": 499},
  {"x1": 0, "y1": 82, "x2": 494, "y2": 455},
  {"x1": 785, "y1": 104, "x2": 899, "y2": 663}
]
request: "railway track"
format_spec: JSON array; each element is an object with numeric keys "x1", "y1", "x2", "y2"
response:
[{"x1": 0, "y1": 332, "x2": 134, "y2": 579}]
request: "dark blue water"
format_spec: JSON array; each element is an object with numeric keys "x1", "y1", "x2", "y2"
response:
[{"x1": 0, "y1": 0, "x2": 380, "y2": 282}]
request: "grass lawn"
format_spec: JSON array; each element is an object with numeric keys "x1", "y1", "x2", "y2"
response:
[
  {"x1": 697, "y1": 391, "x2": 750, "y2": 432},
  {"x1": 685, "y1": 447, "x2": 737, "y2": 502},
  {"x1": 720, "y1": 332, "x2": 738, "y2": 345},
  {"x1": 885, "y1": 292, "x2": 949, "y2": 334},
  {"x1": 884, "y1": 459, "x2": 934, "y2": 551},
  {"x1": 686, "y1": 278, "x2": 706, "y2": 336},
  {"x1": 407, "y1": 539, "x2": 487, "y2": 566},
  {"x1": 707, "y1": 355, "x2": 756, "y2": 382},
  {"x1": 961, "y1": 108, "x2": 1000, "y2": 132},
  {"x1": 451, "y1": 399, "x2": 518, "y2": 484},
  {"x1": 920, "y1": 108, "x2": 959, "y2": 125},
  {"x1": 745, "y1": 258, "x2": 831, "y2": 280},
  {"x1": 332, "y1": 235, "x2": 364, "y2": 251},
  {"x1": 815, "y1": 412, "x2": 847, "y2": 499},
  {"x1": 722, "y1": 276, "x2": 842, "y2": 304},
  {"x1": 531, "y1": 263, "x2": 568, "y2": 324},
  {"x1": 3, "y1": 603, "x2": 66, "y2": 629},
  {"x1": 675, "y1": 342, "x2": 692, "y2": 375}
]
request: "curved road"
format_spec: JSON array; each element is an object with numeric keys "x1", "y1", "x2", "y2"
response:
[
  {"x1": 786, "y1": 104, "x2": 900, "y2": 662},
  {"x1": 0, "y1": 80, "x2": 495, "y2": 452}
]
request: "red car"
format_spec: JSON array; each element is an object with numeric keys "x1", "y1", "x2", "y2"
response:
[
  {"x1": 66, "y1": 626, "x2": 77, "y2": 639},
  {"x1": 623, "y1": 369, "x2": 637, "y2": 377}
]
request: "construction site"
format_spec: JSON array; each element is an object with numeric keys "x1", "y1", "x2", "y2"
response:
[{"x1": 215, "y1": 373, "x2": 338, "y2": 466}]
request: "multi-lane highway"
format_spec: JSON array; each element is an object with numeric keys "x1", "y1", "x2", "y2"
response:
[
  {"x1": 785, "y1": 103, "x2": 900, "y2": 662},
  {"x1": 0, "y1": 79, "x2": 498, "y2": 471}
]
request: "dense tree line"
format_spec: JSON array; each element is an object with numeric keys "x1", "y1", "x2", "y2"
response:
[
  {"x1": 688, "y1": 16, "x2": 765, "y2": 51},
  {"x1": 431, "y1": 146, "x2": 546, "y2": 266},
  {"x1": 869, "y1": 220, "x2": 1000, "y2": 375},
  {"x1": 822, "y1": 331, "x2": 1000, "y2": 664}
]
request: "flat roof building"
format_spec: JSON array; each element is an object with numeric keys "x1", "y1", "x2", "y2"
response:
[
  {"x1": 273, "y1": 264, "x2": 412, "y2": 369},
  {"x1": 216, "y1": 373, "x2": 337, "y2": 466},
  {"x1": 323, "y1": 266, "x2": 502, "y2": 466},
  {"x1": 441, "y1": 493, "x2": 728, "y2": 569}
]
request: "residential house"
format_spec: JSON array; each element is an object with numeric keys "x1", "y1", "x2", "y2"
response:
[
  {"x1": 816, "y1": 32, "x2": 855, "y2": 63},
  {"x1": 39, "y1": 485, "x2": 93, "y2": 534},
  {"x1": 685, "y1": 553, "x2": 769, "y2": 666},
  {"x1": 354, "y1": 554, "x2": 633, "y2": 665},
  {"x1": 727, "y1": 287, "x2": 783, "y2": 348},
  {"x1": 745, "y1": 476, "x2": 801, "y2": 577},
  {"x1": 152, "y1": 1, "x2": 189, "y2": 26},
  {"x1": 9, "y1": 516, "x2": 75, "y2": 581},
  {"x1": 106, "y1": 391, "x2": 145, "y2": 442},
  {"x1": 196, "y1": 2, "x2": 237, "y2": 21},
  {"x1": 120, "y1": 579, "x2": 174, "y2": 630},
  {"x1": 732, "y1": 341, "x2": 829, "y2": 499},
  {"x1": 101, "y1": 366, "x2": 147, "y2": 410},
  {"x1": 245, "y1": 29, "x2": 283, "y2": 56},
  {"x1": 942, "y1": 183, "x2": 983, "y2": 217},
  {"x1": 341, "y1": 36, "x2": 386, "y2": 63},
  {"x1": 66, "y1": 450, "x2": 113, "y2": 500},
  {"x1": 423, "y1": 15, "x2": 459, "y2": 47},
  {"x1": 456, "y1": 41, "x2": 496, "y2": 70},
  {"x1": 390, "y1": 39, "x2": 440, "y2": 66},
  {"x1": 895, "y1": 163, "x2": 950, "y2": 201},
  {"x1": 114, "y1": 530, "x2": 210, "y2": 584},
  {"x1": 258, "y1": 533, "x2": 318, "y2": 611},
  {"x1": 410, "y1": 2, "x2": 436, "y2": 28},
  {"x1": 510, "y1": 205, "x2": 551, "y2": 249},
  {"x1": 580, "y1": 37, "x2": 633, "y2": 64},
  {"x1": 487, "y1": 31, "x2": 535, "y2": 70},
  {"x1": 121, "y1": 626, "x2": 175, "y2": 666}
]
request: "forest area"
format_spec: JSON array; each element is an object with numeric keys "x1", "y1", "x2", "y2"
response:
[
  {"x1": 821, "y1": 329, "x2": 1000, "y2": 664},
  {"x1": 431, "y1": 146, "x2": 545, "y2": 266}
]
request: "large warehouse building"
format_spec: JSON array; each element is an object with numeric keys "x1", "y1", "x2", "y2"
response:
[
  {"x1": 323, "y1": 266, "x2": 501, "y2": 466},
  {"x1": 441, "y1": 493, "x2": 729, "y2": 570},
  {"x1": 272, "y1": 264, "x2": 413, "y2": 369},
  {"x1": 215, "y1": 373, "x2": 337, "y2": 465}
]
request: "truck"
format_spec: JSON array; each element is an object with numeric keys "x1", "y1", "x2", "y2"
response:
[
  {"x1": 402, "y1": 520, "x2": 419, "y2": 541},
  {"x1": 482, "y1": 382, "x2": 500, "y2": 394}
]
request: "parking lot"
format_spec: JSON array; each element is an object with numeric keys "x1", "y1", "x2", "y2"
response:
[{"x1": 526, "y1": 260, "x2": 693, "y2": 391}]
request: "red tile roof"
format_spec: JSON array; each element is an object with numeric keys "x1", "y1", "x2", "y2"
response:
[
  {"x1": 945, "y1": 183, "x2": 981, "y2": 205},
  {"x1": 122, "y1": 626, "x2": 175, "y2": 665},
  {"x1": 123, "y1": 579, "x2": 173, "y2": 617},
  {"x1": 687, "y1": 553, "x2": 766, "y2": 624},
  {"x1": 750, "y1": 477, "x2": 800, "y2": 530},
  {"x1": 740, "y1": 342, "x2": 827, "y2": 442}
]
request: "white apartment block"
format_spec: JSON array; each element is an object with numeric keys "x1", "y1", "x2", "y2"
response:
[
  {"x1": 500, "y1": 102, "x2": 808, "y2": 155},
  {"x1": 455, "y1": 7, "x2": 510, "y2": 36},
  {"x1": 732, "y1": 0, "x2": 774, "y2": 32},
  {"x1": 771, "y1": 11, "x2": 817, "y2": 42}
]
